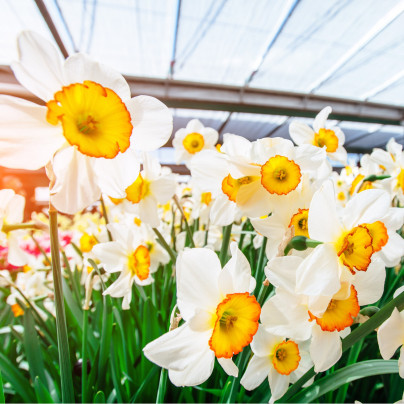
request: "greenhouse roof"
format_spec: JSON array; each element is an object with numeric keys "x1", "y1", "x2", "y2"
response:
[{"x1": 1, "y1": 0, "x2": 404, "y2": 153}]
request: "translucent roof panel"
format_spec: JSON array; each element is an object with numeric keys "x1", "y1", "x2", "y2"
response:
[
  {"x1": 218, "y1": 113, "x2": 288, "y2": 141},
  {"x1": 366, "y1": 74, "x2": 404, "y2": 106},
  {"x1": 173, "y1": 0, "x2": 288, "y2": 85},
  {"x1": 249, "y1": 0, "x2": 403, "y2": 94},
  {"x1": 48, "y1": 0, "x2": 177, "y2": 77},
  {"x1": 316, "y1": 9, "x2": 404, "y2": 100},
  {"x1": 0, "y1": 0, "x2": 58, "y2": 65}
]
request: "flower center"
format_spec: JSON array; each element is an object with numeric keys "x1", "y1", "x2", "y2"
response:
[
  {"x1": 272, "y1": 340, "x2": 301, "y2": 375},
  {"x1": 261, "y1": 155, "x2": 301, "y2": 195},
  {"x1": 127, "y1": 245, "x2": 150, "y2": 281},
  {"x1": 79, "y1": 233, "x2": 98, "y2": 252},
  {"x1": 308, "y1": 285, "x2": 360, "y2": 332},
  {"x1": 336, "y1": 226, "x2": 373, "y2": 274},
  {"x1": 201, "y1": 192, "x2": 212, "y2": 206},
  {"x1": 209, "y1": 292, "x2": 260, "y2": 358},
  {"x1": 125, "y1": 173, "x2": 150, "y2": 203},
  {"x1": 288, "y1": 208, "x2": 309, "y2": 237},
  {"x1": 397, "y1": 168, "x2": 404, "y2": 193},
  {"x1": 221, "y1": 174, "x2": 258, "y2": 202},
  {"x1": 46, "y1": 81, "x2": 132, "y2": 158},
  {"x1": 182, "y1": 132, "x2": 205, "y2": 154},
  {"x1": 313, "y1": 128, "x2": 338, "y2": 153}
]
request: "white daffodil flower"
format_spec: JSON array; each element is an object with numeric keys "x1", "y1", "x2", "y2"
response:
[
  {"x1": 289, "y1": 106, "x2": 347, "y2": 164},
  {"x1": 172, "y1": 119, "x2": 218, "y2": 166},
  {"x1": 143, "y1": 243, "x2": 259, "y2": 387},
  {"x1": 296, "y1": 180, "x2": 403, "y2": 301},
  {"x1": 0, "y1": 189, "x2": 29, "y2": 266},
  {"x1": 241, "y1": 325, "x2": 312, "y2": 403},
  {"x1": 0, "y1": 31, "x2": 172, "y2": 214},
  {"x1": 377, "y1": 286, "x2": 404, "y2": 379},
  {"x1": 92, "y1": 222, "x2": 169, "y2": 309}
]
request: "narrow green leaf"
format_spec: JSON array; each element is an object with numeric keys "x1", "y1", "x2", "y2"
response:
[
  {"x1": 23, "y1": 308, "x2": 47, "y2": 387},
  {"x1": 34, "y1": 376, "x2": 54, "y2": 403},
  {"x1": 0, "y1": 352, "x2": 36, "y2": 402},
  {"x1": 97, "y1": 294, "x2": 113, "y2": 384},
  {"x1": 93, "y1": 390, "x2": 106, "y2": 403},
  {"x1": 131, "y1": 366, "x2": 159, "y2": 403},
  {"x1": 0, "y1": 369, "x2": 4, "y2": 404},
  {"x1": 219, "y1": 224, "x2": 233, "y2": 266},
  {"x1": 156, "y1": 369, "x2": 167, "y2": 403},
  {"x1": 49, "y1": 207, "x2": 75, "y2": 403},
  {"x1": 61, "y1": 277, "x2": 83, "y2": 330},
  {"x1": 291, "y1": 360, "x2": 399, "y2": 403}
]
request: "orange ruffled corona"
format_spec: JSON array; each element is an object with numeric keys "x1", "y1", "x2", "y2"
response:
[
  {"x1": 209, "y1": 293, "x2": 261, "y2": 358},
  {"x1": 128, "y1": 245, "x2": 150, "y2": 281},
  {"x1": 288, "y1": 208, "x2": 309, "y2": 237},
  {"x1": 336, "y1": 226, "x2": 373, "y2": 274},
  {"x1": 182, "y1": 132, "x2": 205, "y2": 154},
  {"x1": 261, "y1": 155, "x2": 301, "y2": 195},
  {"x1": 313, "y1": 128, "x2": 338, "y2": 152},
  {"x1": 272, "y1": 340, "x2": 301, "y2": 375},
  {"x1": 309, "y1": 285, "x2": 360, "y2": 332},
  {"x1": 46, "y1": 81, "x2": 132, "y2": 158},
  {"x1": 221, "y1": 174, "x2": 258, "y2": 202},
  {"x1": 126, "y1": 174, "x2": 150, "y2": 203},
  {"x1": 361, "y1": 221, "x2": 388, "y2": 253}
]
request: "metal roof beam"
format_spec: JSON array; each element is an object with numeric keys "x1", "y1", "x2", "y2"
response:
[{"x1": 1, "y1": 66, "x2": 403, "y2": 126}]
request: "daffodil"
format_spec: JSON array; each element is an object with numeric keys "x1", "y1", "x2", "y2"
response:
[
  {"x1": 377, "y1": 287, "x2": 404, "y2": 378},
  {"x1": 172, "y1": 119, "x2": 218, "y2": 166},
  {"x1": 0, "y1": 189, "x2": 29, "y2": 266},
  {"x1": 92, "y1": 222, "x2": 169, "y2": 309},
  {"x1": 289, "y1": 106, "x2": 347, "y2": 164},
  {"x1": 241, "y1": 326, "x2": 312, "y2": 403},
  {"x1": 0, "y1": 31, "x2": 172, "y2": 214},
  {"x1": 295, "y1": 180, "x2": 402, "y2": 299},
  {"x1": 143, "y1": 243, "x2": 259, "y2": 386}
]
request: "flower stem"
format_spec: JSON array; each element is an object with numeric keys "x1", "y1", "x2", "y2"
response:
[
  {"x1": 219, "y1": 224, "x2": 233, "y2": 266},
  {"x1": 49, "y1": 205, "x2": 75, "y2": 403},
  {"x1": 100, "y1": 196, "x2": 113, "y2": 241},
  {"x1": 153, "y1": 228, "x2": 177, "y2": 263},
  {"x1": 82, "y1": 308, "x2": 89, "y2": 403},
  {"x1": 173, "y1": 195, "x2": 195, "y2": 247}
]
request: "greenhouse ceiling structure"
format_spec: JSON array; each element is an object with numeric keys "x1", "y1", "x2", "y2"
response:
[{"x1": 1, "y1": 0, "x2": 404, "y2": 155}]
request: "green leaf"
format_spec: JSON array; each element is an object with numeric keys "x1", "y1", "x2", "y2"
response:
[
  {"x1": 23, "y1": 308, "x2": 47, "y2": 387},
  {"x1": 0, "y1": 352, "x2": 36, "y2": 403},
  {"x1": 0, "y1": 369, "x2": 4, "y2": 404},
  {"x1": 290, "y1": 360, "x2": 399, "y2": 403},
  {"x1": 156, "y1": 368, "x2": 167, "y2": 403},
  {"x1": 93, "y1": 390, "x2": 106, "y2": 403},
  {"x1": 34, "y1": 376, "x2": 54, "y2": 403}
]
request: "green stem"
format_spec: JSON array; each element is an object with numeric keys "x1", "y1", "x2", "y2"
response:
[
  {"x1": 100, "y1": 196, "x2": 113, "y2": 241},
  {"x1": 82, "y1": 309, "x2": 88, "y2": 404},
  {"x1": 49, "y1": 206, "x2": 75, "y2": 403},
  {"x1": 173, "y1": 195, "x2": 195, "y2": 247},
  {"x1": 279, "y1": 290, "x2": 404, "y2": 402},
  {"x1": 256, "y1": 237, "x2": 268, "y2": 284},
  {"x1": 0, "y1": 369, "x2": 4, "y2": 404},
  {"x1": 1, "y1": 222, "x2": 43, "y2": 232},
  {"x1": 219, "y1": 224, "x2": 233, "y2": 266},
  {"x1": 153, "y1": 228, "x2": 177, "y2": 263}
]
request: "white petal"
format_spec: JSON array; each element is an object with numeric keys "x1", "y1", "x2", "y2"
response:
[
  {"x1": 63, "y1": 53, "x2": 131, "y2": 100},
  {"x1": 241, "y1": 355, "x2": 270, "y2": 391},
  {"x1": 268, "y1": 367, "x2": 290, "y2": 403},
  {"x1": 50, "y1": 147, "x2": 101, "y2": 214},
  {"x1": 0, "y1": 96, "x2": 65, "y2": 170},
  {"x1": 313, "y1": 106, "x2": 332, "y2": 133},
  {"x1": 92, "y1": 242, "x2": 126, "y2": 273},
  {"x1": 377, "y1": 308, "x2": 404, "y2": 360},
  {"x1": 0, "y1": 190, "x2": 15, "y2": 214},
  {"x1": 221, "y1": 133, "x2": 253, "y2": 159},
  {"x1": 150, "y1": 177, "x2": 177, "y2": 204},
  {"x1": 210, "y1": 196, "x2": 238, "y2": 226},
  {"x1": 7, "y1": 232, "x2": 29, "y2": 266},
  {"x1": 399, "y1": 346, "x2": 404, "y2": 379},
  {"x1": 342, "y1": 189, "x2": 390, "y2": 229},
  {"x1": 138, "y1": 197, "x2": 160, "y2": 228},
  {"x1": 176, "y1": 248, "x2": 221, "y2": 320},
  {"x1": 251, "y1": 325, "x2": 283, "y2": 357},
  {"x1": 5, "y1": 194, "x2": 25, "y2": 223},
  {"x1": 265, "y1": 256, "x2": 303, "y2": 292},
  {"x1": 354, "y1": 258, "x2": 385, "y2": 306},
  {"x1": 296, "y1": 243, "x2": 340, "y2": 297},
  {"x1": 12, "y1": 31, "x2": 64, "y2": 101},
  {"x1": 380, "y1": 232, "x2": 404, "y2": 267},
  {"x1": 143, "y1": 323, "x2": 213, "y2": 375},
  {"x1": 236, "y1": 181, "x2": 272, "y2": 218},
  {"x1": 126, "y1": 96, "x2": 172, "y2": 151},
  {"x1": 310, "y1": 324, "x2": 342, "y2": 372},
  {"x1": 93, "y1": 149, "x2": 140, "y2": 198},
  {"x1": 219, "y1": 242, "x2": 252, "y2": 295},
  {"x1": 289, "y1": 121, "x2": 315, "y2": 145},
  {"x1": 103, "y1": 271, "x2": 133, "y2": 297},
  {"x1": 202, "y1": 127, "x2": 219, "y2": 147},
  {"x1": 308, "y1": 180, "x2": 343, "y2": 242},
  {"x1": 218, "y1": 358, "x2": 239, "y2": 377}
]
